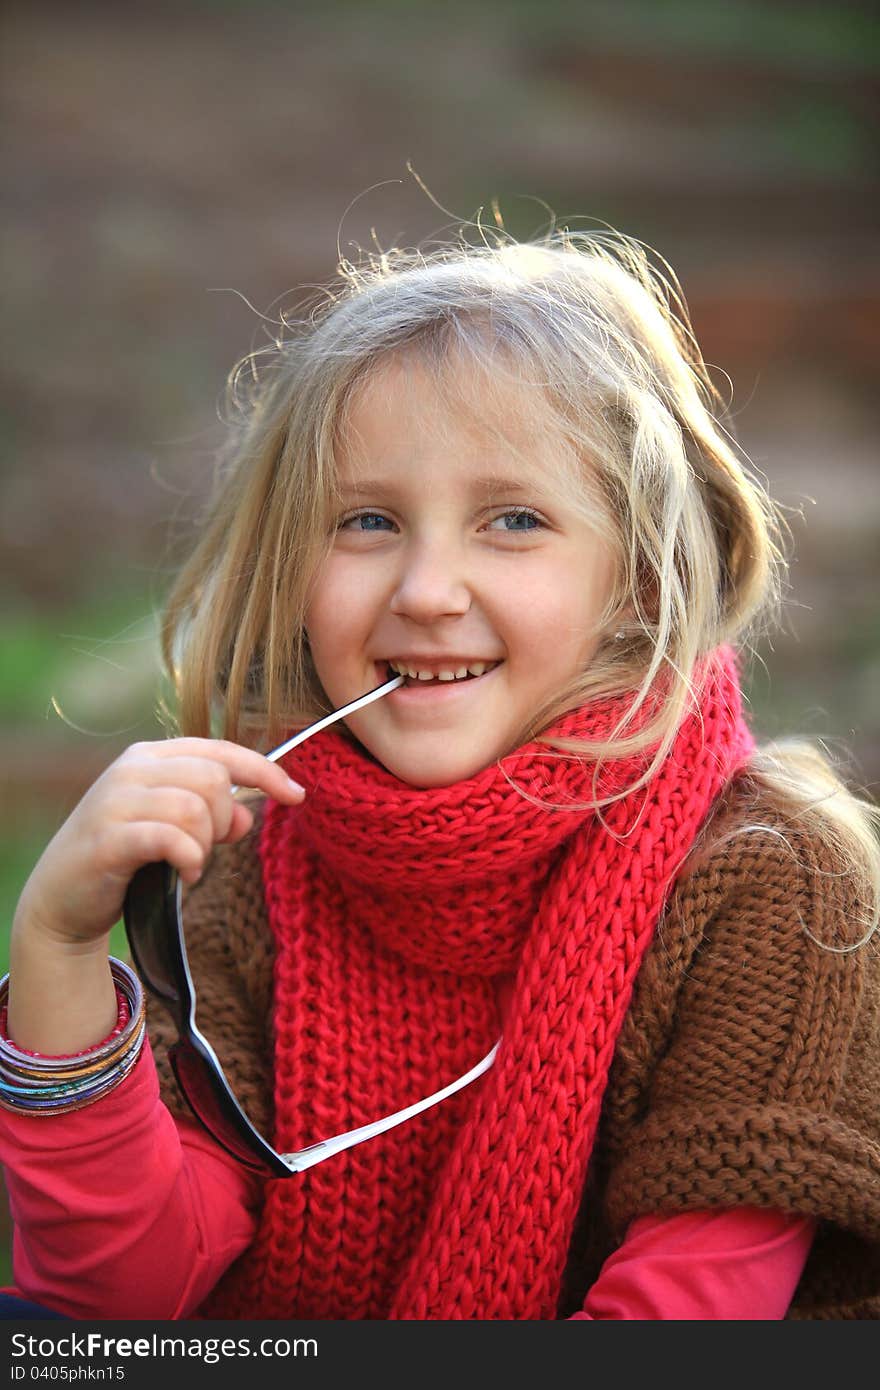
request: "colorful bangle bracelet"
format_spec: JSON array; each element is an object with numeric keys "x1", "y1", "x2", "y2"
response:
[
  {"x1": 0, "y1": 959, "x2": 146, "y2": 1116},
  {"x1": 0, "y1": 983, "x2": 130, "y2": 1059}
]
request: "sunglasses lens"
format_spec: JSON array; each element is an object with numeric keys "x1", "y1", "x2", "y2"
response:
[
  {"x1": 127, "y1": 865, "x2": 292, "y2": 1178},
  {"x1": 123, "y1": 862, "x2": 185, "y2": 1006},
  {"x1": 170, "y1": 1039, "x2": 276, "y2": 1174}
]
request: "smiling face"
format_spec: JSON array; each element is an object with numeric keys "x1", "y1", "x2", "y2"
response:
[{"x1": 303, "y1": 352, "x2": 619, "y2": 787}]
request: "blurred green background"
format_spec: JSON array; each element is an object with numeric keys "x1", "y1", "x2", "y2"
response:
[{"x1": 1, "y1": 0, "x2": 878, "y2": 1287}]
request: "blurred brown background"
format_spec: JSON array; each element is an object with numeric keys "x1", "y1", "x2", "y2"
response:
[{"x1": 1, "y1": 0, "x2": 878, "y2": 1280}]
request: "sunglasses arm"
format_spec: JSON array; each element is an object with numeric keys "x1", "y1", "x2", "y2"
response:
[{"x1": 277, "y1": 1040, "x2": 500, "y2": 1173}]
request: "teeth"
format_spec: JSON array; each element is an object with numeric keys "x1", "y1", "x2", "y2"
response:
[{"x1": 388, "y1": 660, "x2": 498, "y2": 681}]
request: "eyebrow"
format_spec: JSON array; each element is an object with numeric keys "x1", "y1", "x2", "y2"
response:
[{"x1": 338, "y1": 475, "x2": 541, "y2": 498}]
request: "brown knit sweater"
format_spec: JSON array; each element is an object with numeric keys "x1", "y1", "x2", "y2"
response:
[{"x1": 145, "y1": 770, "x2": 880, "y2": 1319}]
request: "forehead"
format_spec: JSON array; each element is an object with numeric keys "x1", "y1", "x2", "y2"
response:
[{"x1": 336, "y1": 350, "x2": 564, "y2": 489}]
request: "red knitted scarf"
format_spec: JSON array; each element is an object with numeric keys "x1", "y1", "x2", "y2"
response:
[{"x1": 204, "y1": 645, "x2": 755, "y2": 1320}]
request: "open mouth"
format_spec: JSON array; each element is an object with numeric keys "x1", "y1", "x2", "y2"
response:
[{"x1": 381, "y1": 659, "x2": 502, "y2": 688}]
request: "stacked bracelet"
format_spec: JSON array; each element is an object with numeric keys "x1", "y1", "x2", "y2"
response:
[{"x1": 0, "y1": 959, "x2": 146, "y2": 1116}]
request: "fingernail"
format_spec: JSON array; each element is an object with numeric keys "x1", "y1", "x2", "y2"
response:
[{"x1": 285, "y1": 775, "x2": 305, "y2": 793}]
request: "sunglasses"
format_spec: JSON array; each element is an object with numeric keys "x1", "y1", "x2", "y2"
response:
[{"x1": 123, "y1": 673, "x2": 499, "y2": 1177}]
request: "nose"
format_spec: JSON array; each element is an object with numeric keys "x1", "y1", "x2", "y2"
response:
[{"x1": 388, "y1": 536, "x2": 472, "y2": 622}]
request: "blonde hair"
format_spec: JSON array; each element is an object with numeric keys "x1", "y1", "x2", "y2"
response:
[{"x1": 159, "y1": 226, "x2": 879, "y2": 946}]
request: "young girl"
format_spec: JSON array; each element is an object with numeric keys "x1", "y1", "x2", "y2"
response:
[{"x1": 1, "y1": 230, "x2": 878, "y2": 1321}]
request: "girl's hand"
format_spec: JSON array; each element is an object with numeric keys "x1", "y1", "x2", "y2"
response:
[{"x1": 14, "y1": 738, "x2": 305, "y2": 952}]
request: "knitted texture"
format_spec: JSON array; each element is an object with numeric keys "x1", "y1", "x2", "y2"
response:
[
  {"x1": 558, "y1": 812, "x2": 880, "y2": 1320},
  {"x1": 195, "y1": 644, "x2": 755, "y2": 1319},
  {"x1": 146, "y1": 752, "x2": 880, "y2": 1318}
]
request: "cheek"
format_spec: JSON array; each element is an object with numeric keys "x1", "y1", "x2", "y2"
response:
[
  {"x1": 306, "y1": 560, "x2": 372, "y2": 647},
  {"x1": 508, "y1": 576, "x2": 606, "y2": 669}
]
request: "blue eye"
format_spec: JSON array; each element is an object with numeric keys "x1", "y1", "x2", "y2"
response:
[
  {"x1": 488, "y1": 508, "x2": 544, "y2": 532},
  {"x1": 340, "y1": 512, "x2": 394, "y2": 532}
]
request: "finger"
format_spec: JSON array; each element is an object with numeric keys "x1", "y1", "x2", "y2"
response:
[
  {"x1": 108, "y1": 785, "x2": 216, "y2": 860},
  {"x1": 216, "y1": 800, "x2": 255, "y2": 845},
  {"x1": 119, "y1": 756, "x2": 240, "y2": 844},
  {"x1": 120, "y1": 739, "x2": 306, "y2": 802},
  {"x1": 103, "y1": 821, "x2": 209, "y2": 887}
]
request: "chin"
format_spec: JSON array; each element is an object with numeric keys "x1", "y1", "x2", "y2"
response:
[{"x1": 382, "y1": 753, "x2": 496, "y2": 789}]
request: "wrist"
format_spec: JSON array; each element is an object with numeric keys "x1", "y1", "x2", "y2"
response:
[
  {"x1": 7, "y1": 906, "x2": 118, "y2": 1055},
  {"x1": 0, "y1": 960, "x2": 146, "y2": 1115},
  {"x1": 12, "y1": 886, "x2": 111, "y2": 960}
]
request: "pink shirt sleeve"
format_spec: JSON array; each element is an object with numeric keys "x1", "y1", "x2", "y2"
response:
[
  {"x1": 569, "y1": 1206, "x2": 816, "y2": 1320},
  {"x1": 0, "y1": 1041, "x2": 260, "y2": 1320}
]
